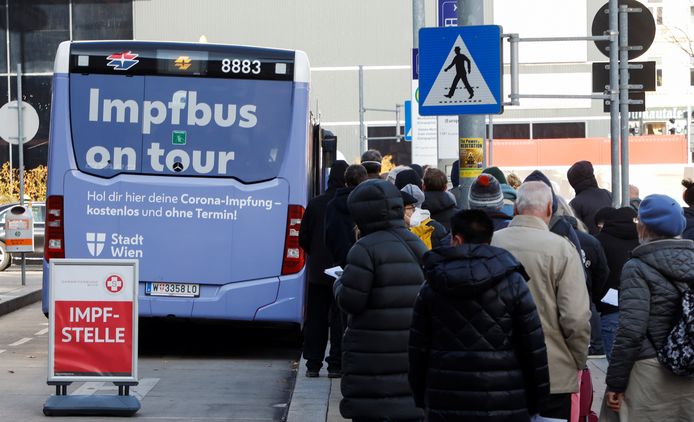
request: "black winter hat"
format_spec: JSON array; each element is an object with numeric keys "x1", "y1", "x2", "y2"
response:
[
  {"x1": 410, "y1": 164, "x2": 424, "y2": 179},
  {"x1": 327, "y1": 160, "x2": 349, "y2": 190},
  {"x1": 395, "y1": 169, "x2": 423, "y2": 190},
  {"x1": 482, "y1": 166, "x2": 507, "y2": 185},
  {"x1": 567, "y1": 160, "x2": 598, "y2": 192}
]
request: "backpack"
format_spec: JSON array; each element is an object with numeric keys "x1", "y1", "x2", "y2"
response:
[{"x1": 655, "y1": 285, "x2": 694, "y2": 377}]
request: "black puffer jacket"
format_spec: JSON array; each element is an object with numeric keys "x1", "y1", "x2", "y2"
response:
[
  {"x1": 423, "y1": 191, "x2": 458, "y2": 230},
  {"x1": 606, "y1": 239, "x2": 694, "y2": 392},
  {"x1": 409, "y1": 245, "x2": 549, "y2": 422},
  {"x1": 567, "y1": 161, "x2": 612, "y2": 235},
  {"x1": 564, "y1": 216, "x2": 609, "y2": 306},
  {"x1": 299, "y1": 161, "x2": 348, "y2": 285},
  {"x1": 595, "y1": 207, "x2": 639, "y2": 314},
  {"x1": 682, "y1": 207, "x2": 694, "y2": 241},
  {"x1": 325, "y1": 186, "x2": 357, "y2": 268},
  {"x1": 334, "y1": 179, "x2": 427, "y2": 420}
]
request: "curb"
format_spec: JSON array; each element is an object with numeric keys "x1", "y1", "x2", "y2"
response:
[
  {"x1": 0, "y1": 288, "x2": 42, "y2": 317},
  {"x1": 286, "y1": 357, "x2": 331, "y2": 422}
]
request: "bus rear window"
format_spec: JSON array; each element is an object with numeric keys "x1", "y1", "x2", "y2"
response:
[{"x1": 69, "y1": 73, "x2": 295, "y2": 182}]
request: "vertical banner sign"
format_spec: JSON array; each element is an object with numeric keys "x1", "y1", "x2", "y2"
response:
[
  {"x1": 48, "y1": 259, "x2": 138, "y2": 382},
  {"x1": 458, "y1": 138, "x2": 484, "y2": 178},
  {"x1": 411, "y1": 80, "x2": 439, "y2": 166}
]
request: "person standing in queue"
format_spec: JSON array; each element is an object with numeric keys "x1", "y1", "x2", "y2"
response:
[
  {"x1": 299, "y1": 160, "x2": 349, "y2": 378},
  {"x1": 409, "y1": 209, "x2": 549, "y2": 421},
  {"x1": 334, "y1": 179, "x2": 426, "y2": 422}
]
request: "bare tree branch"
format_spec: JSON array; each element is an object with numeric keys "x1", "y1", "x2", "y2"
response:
[{"x1": 663, "y1": 26, "x2": 694, "y2": 58}]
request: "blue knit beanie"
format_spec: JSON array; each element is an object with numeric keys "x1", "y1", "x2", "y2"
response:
[{"x1": 638, "y1": 194, "x2": 686, "y2": 237}]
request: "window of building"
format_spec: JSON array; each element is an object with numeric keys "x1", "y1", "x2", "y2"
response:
[
  {"x1": 9, "y1": 0, "x2": 70, "y2": 74},
  {"x1": 0, "y1": 4, "x2": 6, "y2": 73},
  {"x1": 657, "y1": 68, "x2": 663, "y2": 86},
  {"x1": 0, "y1": 1, "x2": 133, "y2": 170},
  {"x1": 532, "y1": 122, "x2": 586, "y2": 139},
  {"x1": 9, "y1": 75, "x2": 51, "y2": 168},
  {"x1": 367, "y1": 126, "x2": 411, "y2": 167},
  {"x1": 488, "y1": 123, "x2": 530, "y2": 139},
  {"x1": 72, "y1": 0, "x2": 133, "y2": 40}
]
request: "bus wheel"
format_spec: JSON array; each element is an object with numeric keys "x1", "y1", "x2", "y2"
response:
[{"x1": 0, "y1": 242, "x2": 10, "y2": 271}]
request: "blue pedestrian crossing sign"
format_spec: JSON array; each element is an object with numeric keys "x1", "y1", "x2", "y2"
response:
[{"x1": 419, "y1": 25, "x2": 503, "y2": 116}]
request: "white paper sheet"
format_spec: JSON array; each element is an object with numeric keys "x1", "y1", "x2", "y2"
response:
[
  {"x1": 324, "y1": 266, "x2": 343, "y2": 279},
  {"x1": 601, "y1": 288, "x2": 619, "y2": 307}
]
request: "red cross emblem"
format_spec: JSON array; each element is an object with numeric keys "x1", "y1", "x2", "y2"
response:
[{"x1": 105, "y1": 275, "x2": 124, "y2": 293}]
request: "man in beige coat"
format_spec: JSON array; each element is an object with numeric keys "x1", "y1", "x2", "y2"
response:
[{"x1": 492, "y1": 181, "x2": 590, "y2": 421}]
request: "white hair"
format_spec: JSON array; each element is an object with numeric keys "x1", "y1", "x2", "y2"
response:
[{"x1": 516, "y1": 181, "x2": 552, "y2": 214}]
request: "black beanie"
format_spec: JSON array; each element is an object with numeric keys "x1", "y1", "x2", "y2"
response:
[
  {"x1": 567, "y1": 160, "x2": 598, "y2": 193},
  {"x1": 395, "y1": 169, "x2": 423, "y2": 190},
  {"x1": 482, "y1": 166, "x2": 507, "y2": 185}
]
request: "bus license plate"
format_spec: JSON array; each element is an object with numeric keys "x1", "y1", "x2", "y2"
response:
[{"x1": 146, "y1": 282, "x2": 200, "y2": 297}]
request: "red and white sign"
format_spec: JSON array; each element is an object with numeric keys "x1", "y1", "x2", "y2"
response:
[{"x1": 48, "y1": 259, "x2": 138, "y2": 382}]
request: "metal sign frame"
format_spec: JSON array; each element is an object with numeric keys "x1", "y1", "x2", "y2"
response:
[{"x1": 48, "y1": 258, "x2": 139, "y2": 383}]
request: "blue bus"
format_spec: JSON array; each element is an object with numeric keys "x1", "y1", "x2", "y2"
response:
[{"x1": 43, "y1": 41, "x2": 312, "y2": 324}]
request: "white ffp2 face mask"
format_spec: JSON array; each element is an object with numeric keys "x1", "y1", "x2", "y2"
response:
[{"x1": 410, "y1": 208, "x2": 430, "y2": 227}]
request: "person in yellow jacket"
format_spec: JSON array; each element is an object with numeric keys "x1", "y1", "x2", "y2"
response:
[{"x1": 401, "y1": 184, "x2": 451, "y2": 249}]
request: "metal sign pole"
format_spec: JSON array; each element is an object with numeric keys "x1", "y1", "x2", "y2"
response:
[
  {"x1": 609, "y1": 0, "x2": 621, "y2": 207},
  {"x1": 358, "y1": 65, "x2": 366, "y2": 155},
  {"x1": 16, "y1": 64, "x2": 25, "y2": 286},
  {"x1": 456, "y1": 0, "x2": 486, "y2": 210},
  {"x1": 619, "y1": 5, "x2": 630, "y2": 207}
]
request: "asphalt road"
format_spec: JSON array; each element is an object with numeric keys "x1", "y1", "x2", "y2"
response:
[{"x1": 0, "y1": 302, "x2": 301, "y2": 421}]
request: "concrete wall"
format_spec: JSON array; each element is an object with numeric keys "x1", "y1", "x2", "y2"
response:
[
  {"x1": 133, "y1": 0, "x2": 439, "y2": 162},
  {"x1": 133, "y1": 0, "x2": 694, "y2": 164}
]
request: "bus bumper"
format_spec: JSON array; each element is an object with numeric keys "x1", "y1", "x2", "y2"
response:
[{"x1": 138, "y1": 271, "x2": 305, "y2": 323}]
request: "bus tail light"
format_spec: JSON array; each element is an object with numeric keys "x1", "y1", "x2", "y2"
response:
[
  {"x1": 281, "y1": 205, "x2": 305, "y2": 275},
  {"x1": 45, "y1": 195, "x2": 65, "y2": 261}
]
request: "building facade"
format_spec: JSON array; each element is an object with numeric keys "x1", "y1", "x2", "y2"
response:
[{"x1": 1, "y1": 0, "x2": 692, "y2": 170}]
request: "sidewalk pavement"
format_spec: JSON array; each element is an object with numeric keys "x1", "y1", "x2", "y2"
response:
[
  {"x1": 0, "y1": 266, "x2": 43, "y2": 317},
  {"x1": 0, "y1": 267, "x2": 611, "y2": 420},
  {"x1": 288, "y1": 354, "x2": 609, "y2": 422}
]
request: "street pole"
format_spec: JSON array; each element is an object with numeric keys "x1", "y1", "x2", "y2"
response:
[
  {"x1": 412, "y1": 0, "x2": 425, "y2": 165},
  {"x1": 619, "y1": 5, "x2": 630, "y2": 207},
  {"x1": 358, "y1": 65, "x2": 366, "y2": 155},
  {"x1": 488, "y1": 114, "x2": 494, "y2": 166},
  {"x1": 608, "y1": 0, "x2": 621, "y2": 207},
  {"x1": 688, "y1": 102, "x2": 692, "y2": 164},
  {"x1": 413, "y1": 0, "x2": 424, "y2": 49},
  {"x1": 16, "y1": 64, "x2": 25, "y2": 286},
  {"x1": 456, "y1": 0, "x2": 485, "y2": 210}
]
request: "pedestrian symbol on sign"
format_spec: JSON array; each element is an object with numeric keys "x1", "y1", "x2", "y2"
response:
[
  {"x1": 444, "y1": 46, "x2": 474, "y2": 99},
  {"x1": 105, "y1": 275, "x2": 124, "y2": 293},
  {"x1": 423, "y1": 35, "x2": 496, "y2": 107}
]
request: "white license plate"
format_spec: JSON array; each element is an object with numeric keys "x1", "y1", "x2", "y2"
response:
[{"x1": 146, "y1": 282, "x2": 200, "y2": 297}]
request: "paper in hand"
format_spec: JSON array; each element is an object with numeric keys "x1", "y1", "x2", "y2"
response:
[
  {"x1": 324, "y1": 266, "x2": 343, "y2": 279},
  {"x1": 601, "y1": 288, "x2": 619, "y2": 307}
]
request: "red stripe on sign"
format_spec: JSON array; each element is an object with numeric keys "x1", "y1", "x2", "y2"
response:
[{"x1": 53, "y1": 301, "x2": 133, "y2": 376}]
